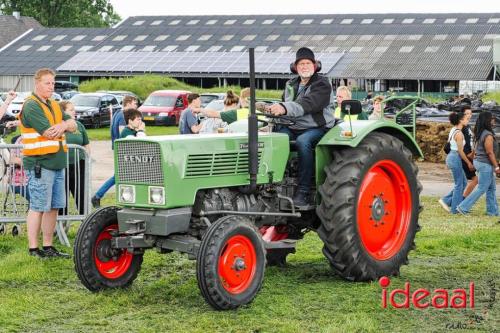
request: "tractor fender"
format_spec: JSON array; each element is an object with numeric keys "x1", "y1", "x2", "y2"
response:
[
  {"x1": 315, "y1": 120, "x2": 422, "y2": 188},
  {"x1": 317, "y1": 120, "x2": 423, "y2": 158}
]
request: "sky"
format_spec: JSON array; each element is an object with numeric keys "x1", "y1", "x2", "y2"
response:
[{"x1": 110, "y1": 0, "x2": 500, "y2": 18}]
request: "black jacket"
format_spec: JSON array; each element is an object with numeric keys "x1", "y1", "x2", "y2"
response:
[{"x1": 281, "y1": 73, "x2": 336, "y2": 130}]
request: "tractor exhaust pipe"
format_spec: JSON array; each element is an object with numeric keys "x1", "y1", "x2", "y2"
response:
[{"x1": 248, "y1": 47, "x2": 258, "y2": 192}]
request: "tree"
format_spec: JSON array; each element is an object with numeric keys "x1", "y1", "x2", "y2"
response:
[{"x1": 0, "y1": 0, "x2": 121, "y2": 27}]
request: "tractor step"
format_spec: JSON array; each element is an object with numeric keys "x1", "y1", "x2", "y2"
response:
[{"x1": 263, "y1": 239, "x2": 297, "y2": 250}]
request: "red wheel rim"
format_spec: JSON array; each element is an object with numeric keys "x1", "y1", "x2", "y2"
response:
[
  {"x1": 218, "y1": 235, "x2": 257, "y2": 294},
  {"x1": 357, "y1": 160, "x2": 412, "y2": 260},
  {"x1": 93, "y1": 224, "x2": 133, "y2": 279}
]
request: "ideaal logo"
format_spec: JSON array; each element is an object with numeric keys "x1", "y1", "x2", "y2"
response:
[{"x1": 379, "y1": 276, "x2": 475, "y2": 309}]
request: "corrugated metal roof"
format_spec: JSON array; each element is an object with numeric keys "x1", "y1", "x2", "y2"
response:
[
  {"x1": 0, "y1": 15, "x2": 42, "y2": 48},
  {"x1": 0, "y1": 13, "x2": 499, "y2": 80}
]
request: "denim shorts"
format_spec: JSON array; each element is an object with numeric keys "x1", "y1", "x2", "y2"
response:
[{"x1": 26, "y1": 168, "x2": 66, "y2": 212}]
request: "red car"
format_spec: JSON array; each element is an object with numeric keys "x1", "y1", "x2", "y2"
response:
[{"x1": 139, "y1": 90, "x2": 191, "y2": 126}]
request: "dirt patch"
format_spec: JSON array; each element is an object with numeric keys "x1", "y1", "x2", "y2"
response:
[{"x1": 416, "y1": 120, "x2": 452, "y2": 163}]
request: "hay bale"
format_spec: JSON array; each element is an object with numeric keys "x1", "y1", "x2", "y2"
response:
[{"x1": 415, "y1": 120, "x2": 452, "y2": 163}]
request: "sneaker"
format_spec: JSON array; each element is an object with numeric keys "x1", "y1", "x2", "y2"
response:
[
  {"x1": 28, "y1": 248, "x2": 46, "y2": 259},
  {"x1": 42, "y1": 246, "x2": 71, "y2": 259},
  {"x1": 438, "y1": 199, "x2": 451, "y2": 213},
  {"x1": 91, "y1": 195, "x2": 101, "y2": 208},
  {"x1": 456, "y1": 207, "x2": 467, "y2": 215}
]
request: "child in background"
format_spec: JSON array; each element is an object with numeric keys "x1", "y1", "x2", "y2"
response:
[{"x1": 121, "y1": 109, "x2": 146, "y2": 138}]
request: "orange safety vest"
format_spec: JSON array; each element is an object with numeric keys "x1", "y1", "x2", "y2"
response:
[{"x1": 19, "y1": 95, "x2": 68, "y2": 156}]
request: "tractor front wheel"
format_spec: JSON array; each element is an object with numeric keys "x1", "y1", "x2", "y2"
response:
[
  {"x1": 317, "y1": 132, "x2": 421, "y2": 281},
  {"x1": 74, "y1": 206, "x2": 143, "y2": 291},
  {"x1": 197, "y1": 215, "x2": 266, "y2": 310}
]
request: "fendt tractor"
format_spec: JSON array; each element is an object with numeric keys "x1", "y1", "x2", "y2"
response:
[{"x1": 74, "y1": 49, "x2": 423, "y2": 310}]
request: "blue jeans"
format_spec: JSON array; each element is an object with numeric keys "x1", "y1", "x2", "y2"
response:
[
  {"x1": 278, "y1": 127, "x2": 327, "y2": 192},
  {"x1": 442, "y1": 151, "x2": 466, "y2": 213},
  {"x1": 458, "y1": 160, "x2": 498, "y2": 216},
  {"x1": 95, "y1": 175, "x2": 115, "y2": 199}
]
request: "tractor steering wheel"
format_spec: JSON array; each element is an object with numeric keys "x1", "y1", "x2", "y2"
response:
[{"x1": 255, "y1": 112, "x2": 296, "y2": 126}]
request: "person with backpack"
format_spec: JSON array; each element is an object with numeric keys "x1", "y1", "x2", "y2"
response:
[{"x1": 439, "y1": 111, "x2": 474, "y2": 214}]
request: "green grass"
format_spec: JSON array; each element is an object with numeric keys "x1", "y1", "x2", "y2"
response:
[
  {"x1": 0, "y1": 196, "x2": 498, "y2": 332},
  {"x1": 483, "y1": 91, "x2": 500, "y2": 104}
]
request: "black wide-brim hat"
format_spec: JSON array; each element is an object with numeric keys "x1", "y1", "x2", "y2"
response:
[{"x1": 295, "y1": 47, "x2": 315, "y2": 65}]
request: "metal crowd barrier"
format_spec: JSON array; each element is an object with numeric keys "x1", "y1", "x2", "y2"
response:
[{"x1": 0, "y1": 143, "x2": 91, "y2": 247}]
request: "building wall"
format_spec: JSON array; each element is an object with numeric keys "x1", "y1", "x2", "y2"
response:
[{"x1": 0, "y1": 75, "x2": 34, "y2": 92}]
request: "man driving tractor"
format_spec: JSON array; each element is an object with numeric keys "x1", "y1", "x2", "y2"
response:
[{"x1": 267, "y1": 47, "x2": 335, "y2": 207}]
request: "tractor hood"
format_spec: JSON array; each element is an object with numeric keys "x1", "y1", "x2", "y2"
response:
[{"x1": 114, "y1": 132, "x2": 290, "y2": 209}]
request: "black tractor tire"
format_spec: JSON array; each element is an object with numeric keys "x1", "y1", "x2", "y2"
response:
[
  {"x1": 197, "y1": 215, "x2": 266, "y2": 310},
  {"x1": 317, "y1": 132, "x2": 422, "y2": 281},
  {"x1": 74, "y1": 206, "x2": 143, "y2": 291}
]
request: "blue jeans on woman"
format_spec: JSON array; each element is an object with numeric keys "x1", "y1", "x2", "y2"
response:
[
  {"x1": 442, "y1": 151, "x2": 466, "y2": 213},
  {"x1": 457, "y1": 160, "x2": 498, "y2": 216}
]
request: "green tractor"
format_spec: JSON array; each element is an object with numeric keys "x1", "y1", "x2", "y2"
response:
[{"x1": 74, "y1": 51, "x2": 423, "y2": 310}]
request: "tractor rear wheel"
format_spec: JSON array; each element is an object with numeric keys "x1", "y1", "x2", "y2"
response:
[
  {"x1": 74, "y1": 206, "x2": 143, "y2": 291},
  {"x1": 197, "y1": 215, "x2": 266, "y2": 310},
  {"x1": 317, "y1": 132, "x2": 421, "y2": 281}
]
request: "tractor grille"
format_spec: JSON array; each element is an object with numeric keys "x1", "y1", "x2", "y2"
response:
[
  {"x1": 185, "y1": 152, "x2": 261, "y2": 177},
  {"x1": 116, "y1": 141, "x2": 164, "y2": 185}
]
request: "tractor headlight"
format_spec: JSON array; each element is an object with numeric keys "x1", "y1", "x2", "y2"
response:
[
  {"x1": 119, "y1": 185, "x2": 135, "y2": 203},
  {"x1": 149, "y1": 186, "x2": 165, "y2": 205}
]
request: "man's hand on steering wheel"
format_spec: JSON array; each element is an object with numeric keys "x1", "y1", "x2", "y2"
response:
[
  {"x1": 268, "y1": 103, "x2": 286, "y2": 116},
  {"x1": 255, "y1": 111, "x2": 295, "y2": 126}
]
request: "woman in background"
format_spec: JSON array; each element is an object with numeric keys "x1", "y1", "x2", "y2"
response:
[
  {"x1": 223, "y1": 90, "x2": 239, "y2": 111},
  {"x1": 439, "y1": 111, "x2": 474, "y2": 214},
  {"x1": 457, "y1": 111, "x2": 500, "y2": 216},
  {"x1": 59, "y1": 101, "x2": 90, "y2": 215}
]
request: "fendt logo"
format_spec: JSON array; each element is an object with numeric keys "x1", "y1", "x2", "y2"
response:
[
  {"x1": 123, "y1": 155, "x2": 155, "y2": 163},
  {"x1": 379, "y1": 277, "x2": 475, "y2": 309}
]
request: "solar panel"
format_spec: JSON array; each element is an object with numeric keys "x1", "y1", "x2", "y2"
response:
[{"x1": 57, "y1": 50, "x2": 345, "y2": 75}]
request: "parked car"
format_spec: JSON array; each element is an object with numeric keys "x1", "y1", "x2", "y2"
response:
[
  {"x1": 70, "y1": 93, "x2": 121, "y2": 128},
  {"x1": 97, "y1": 90, "x2": 142, "y2": 106},
  {"x1": 52, "y1": 92, "x2": 62, "y2": 101},
  {"x1": 5, "y1": 92, "x2": 31, "y2": 119},
  {"x1": 61, "y1": 90, "x2": 80, "y2": 100},
  {"x1": 55, "y1": 81, "x2": 78, "y2": 93},
  {"x1": 139, "y1": 90, "x2": 191, "y2": 126},
  {"x1": 200, "y1": 93, "x2": 225, "y2": 107}
]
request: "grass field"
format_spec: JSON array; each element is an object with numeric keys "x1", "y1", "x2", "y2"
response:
[{"x1": 0, "y1": 197, "x2": 498, "y2": 332}]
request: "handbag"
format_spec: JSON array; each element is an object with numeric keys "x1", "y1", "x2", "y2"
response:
[{"x1": 443, "y1": 129, "x2": 459, "y2": 154}]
